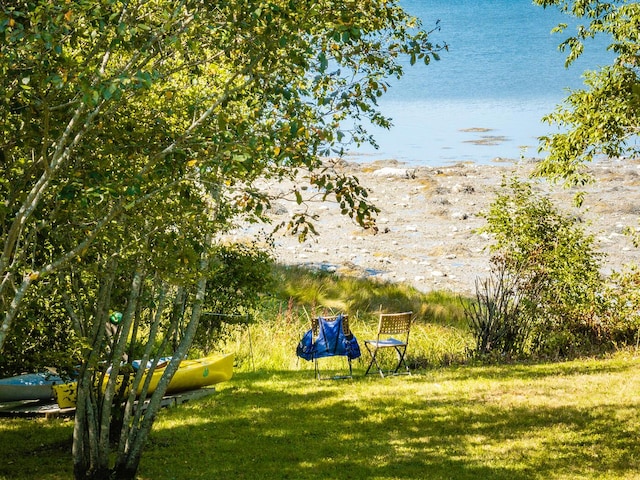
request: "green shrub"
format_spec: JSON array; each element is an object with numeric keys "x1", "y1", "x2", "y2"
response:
[
  {"x1": 604, "y1": 264, "x2": 640, "y2": 346},
  {"x1": 194, "y1": 242, "x2": 275, "y2": 354},
  {"x1": 0, "y1": 278, "x2": 82, "y2": 378},
  {"x1": 482, "y1": 176, "x2": 610, "y2": 357}
]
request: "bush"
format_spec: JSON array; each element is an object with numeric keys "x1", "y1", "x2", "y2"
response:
[
  {"x1": 482, "y1": 176, "x2": 610, "y2": 357},
  {"x1": 0, "y1": 278, "x2": 81, "y2": 378},
  {"x1": 193, "y1": 242, "x2": 275, "y2": 354},
  {"x1": 604, "y1": 264, "x2": 640, "y2": 346}
]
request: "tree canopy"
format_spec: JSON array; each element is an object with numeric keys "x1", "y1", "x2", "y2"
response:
[
  {"x1": 533, "y1": 0, "x2": 640, "y2": 188},
  {"x1": 0, "y1": 0, "x2": 444, "y2": 349},
  {"x1": 0, "y1": 1, "x2": 444, "y2": 478}
]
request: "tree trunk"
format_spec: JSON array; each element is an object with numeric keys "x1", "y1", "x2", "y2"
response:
[
  {"x1": 72, "y1": 261, "x2": 118, "y2": 479},
  {"x1": 70, "y1": 240, "x2": 211, "y2": 480},
  {"x1": 112, "y1": 248, "x2": 211, "y2": 477}
]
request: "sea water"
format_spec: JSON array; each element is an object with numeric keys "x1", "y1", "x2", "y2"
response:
[{"x1": 347, "y1": 0, "x2": 615, "y2": 166}]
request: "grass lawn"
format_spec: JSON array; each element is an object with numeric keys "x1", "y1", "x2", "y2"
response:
[{"x1": 2, "y1": 351, "x2": 639, "y2": 479}]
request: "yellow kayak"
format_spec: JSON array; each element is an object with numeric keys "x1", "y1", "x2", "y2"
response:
[
  {"x1": 138, "y1": 353, "x2": 234, "y2": 395},
  {"x1": 53, "y1": 353, "x2": 234, "y2": 409}
]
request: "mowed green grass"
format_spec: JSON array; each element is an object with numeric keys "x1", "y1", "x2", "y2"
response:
[{"x1": 1, "y1": 352, "x2": 639, "y2": 480}]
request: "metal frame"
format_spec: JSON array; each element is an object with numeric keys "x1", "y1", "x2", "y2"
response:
[
  {"x1": 364, "y1": 312, "x2": 413, "y2": 377},
  {"x1": 311, "y1": 315, "x2": 353, "y2": 380}
]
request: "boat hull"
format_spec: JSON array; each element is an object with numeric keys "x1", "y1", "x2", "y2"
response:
[
  {"x1": 53, "y1": 353, "x2": 234, "y2": 408},
  {"x1": 139, "y1": 353, "x2": 234, "y2": 395},
  {"x1": 0, "y1": 373, "x2": 64, "y2": 403}
]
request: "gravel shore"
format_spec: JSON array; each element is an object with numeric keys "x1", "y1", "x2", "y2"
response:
[{"x1": 233, "y1": 157, "x2": 640, "y2": 295}]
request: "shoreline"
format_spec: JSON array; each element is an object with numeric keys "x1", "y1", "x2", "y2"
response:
[{"x1": 234, "y1": 157, "x2": 640, "y2": 295}]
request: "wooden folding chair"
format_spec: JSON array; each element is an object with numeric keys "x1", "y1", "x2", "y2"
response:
[{"x1": 364, "y1": 311, "x2": 413, "y2": 377}]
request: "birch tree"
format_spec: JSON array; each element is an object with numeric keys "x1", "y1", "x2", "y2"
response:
[
  {"x1": 1, "y1": 1, "x2": 444, "y2": 478},
  {"x1": 0, "y1": 0, "x2": 443, "y2": 349}
]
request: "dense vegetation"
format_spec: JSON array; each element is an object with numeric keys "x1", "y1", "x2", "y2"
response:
[
  {"x1": 1, "y1": 0, "x2": 639, "y2": 478},
  {"x1": 0, "y1": 0, "x2": 445, "y2": 477},
  {"x1": 475, "y1": 177, "x2": 639, "y2": 360}
]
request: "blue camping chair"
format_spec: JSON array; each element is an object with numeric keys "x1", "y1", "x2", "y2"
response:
[{"x1": 297, "y1": 314, "x2": 361, "y2": 379}]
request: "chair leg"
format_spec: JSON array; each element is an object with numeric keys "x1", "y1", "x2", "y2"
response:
[
  {"x1": 366, "y1": 344, "x2": 410, "y2": 377},
  {"x1": 392, "y1": 346, "x2": 411, "y2": 375},
  {"x1": 364, "y1": 344, "x2": 379, "y2": 376},
  {"x1": 364, "y1": 343, "x2": 373, "y2": 375},
  {"x1": 364, "y1": 357, "x2": 375, "y2": 375},
  {"x1": 365, "y1": 348, "x2": 386, "y2": 377},
  {"x1": 364, "y1": 355, "x2": 380, "y2": 376}
]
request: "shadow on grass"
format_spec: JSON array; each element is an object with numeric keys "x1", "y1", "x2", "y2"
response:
[
  {"x1": 141, "y1": 363, "x2": 640, "y2": 480},
  {"x1": 427, "y1": 357, "x2": 640, "y2": 383},
  {"x1": 1, "y1": 357, "x2": 637, "y2": 480},
  {"x1": 0, "y1": 418, "x2": 74, "y2": 479}
]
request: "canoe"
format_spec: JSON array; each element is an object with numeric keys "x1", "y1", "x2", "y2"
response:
[
  {"x1": 53, "y1": 353, "x2": 234, "y2": 408},
  {"x1": 0, "y1": 372, "x2": 65, "y2": 403}
]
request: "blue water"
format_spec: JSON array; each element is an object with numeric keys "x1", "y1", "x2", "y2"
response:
[{"x1": 347, "y1": 0, "x2": 615, "y2": 166}]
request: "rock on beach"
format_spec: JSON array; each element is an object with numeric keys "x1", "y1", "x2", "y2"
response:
[{"x1": 232, "y1": 158, "x2": 640, "y2": 295}]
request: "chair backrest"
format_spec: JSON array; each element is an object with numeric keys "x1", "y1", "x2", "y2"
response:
[
  {"x1": 376, "y1": 312, "x2": 413, "y2": 338},
  {"x1": 305, "y1": 314, "x2": 360, "y2": 361},
  {"x1": 311, "y1": 315, "x2": 350, "y2": 338}
]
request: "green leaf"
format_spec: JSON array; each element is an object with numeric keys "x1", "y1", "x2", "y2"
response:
[{"x1": 318, "y1": 52, "x2": 328, "y2": 72}]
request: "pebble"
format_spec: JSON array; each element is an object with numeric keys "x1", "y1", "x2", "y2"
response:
[
  {"x1": 246, "y1": 159, "x2": 639, "y2": 296},
  {"x1": 372, "y1": 167, "x2": 416, "y2": 178}
]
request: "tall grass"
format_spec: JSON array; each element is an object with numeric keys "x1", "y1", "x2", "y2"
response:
[{"x1": 211, "y1": 265, "x2": 474, "y2": 374}]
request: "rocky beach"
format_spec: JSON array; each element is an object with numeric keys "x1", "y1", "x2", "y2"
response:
[{"x1": 233, "y1": 158, "x2": 640, "y2": 295}]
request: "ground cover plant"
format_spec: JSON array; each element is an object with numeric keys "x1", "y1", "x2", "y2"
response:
[{"x1": 1, "y1": 351, "x2": 638, "y2": 480}]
